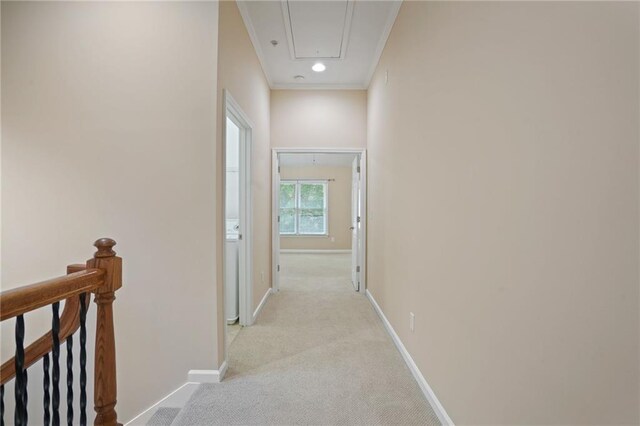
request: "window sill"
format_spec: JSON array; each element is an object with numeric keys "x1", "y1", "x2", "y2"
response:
[{"x1": 281, "y1": 234, "x2": 329, "y2": 238}]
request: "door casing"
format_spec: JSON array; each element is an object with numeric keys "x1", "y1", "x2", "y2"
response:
[
  {"x1": 271, "y1": 148, "x2": 367, "y2": 294},
  {"x1": 223, "y1": 90, "x2": 254, "y2": 362},
  {"x1": 351, "y1": 157, "x2": 361, "y2": 291}
]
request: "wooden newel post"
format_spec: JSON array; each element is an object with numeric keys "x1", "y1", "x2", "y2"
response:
[{"x1": 86, "y1": 238, "x2": 122, "y2": 426}]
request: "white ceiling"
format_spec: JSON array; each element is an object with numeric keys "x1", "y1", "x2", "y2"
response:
[
  {"x1": 280, "y1": 153, "x2": 357, "y2": 167},
  {"x1": 237, "y1": 0, "x2": 401, "y2": 89}
]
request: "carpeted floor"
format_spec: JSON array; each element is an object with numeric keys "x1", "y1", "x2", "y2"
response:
[
  {"x1": 147, "y1": 407, "x2": 181, "y2": 426},
  {"x1": 228, "y1": 322, "x2": 241, "y2": 346},
  {"x1": 172, "y1": 253, "x2": 441, "y2": 425}
]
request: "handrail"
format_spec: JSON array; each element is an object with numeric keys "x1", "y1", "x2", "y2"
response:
[
  {"x1": 0, "y1": 269, "x2": 105, "y2": 321},
  {"x1": 0, "y1": 238, "x2": 123, "y2": 426},
  {"x1": 1, "y1": 265, "x2": 92, "y2": 385}
]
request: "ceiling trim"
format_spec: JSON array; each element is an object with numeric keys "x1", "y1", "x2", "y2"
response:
[
  {"x1": 363, "y1": 0, "x2": 402, "y2": 87},
  {"x1": 236, "y1": 0, "x2": 402, "y2": 91},
  {"x1": 272, "y1": 83, "x2": 367, "y2": 90},
  {"x1": 339, "y1": 1, "x2": 355, "y2": 61},
  {"x1": 280, "y1": 0, "x2": 355, "y2": 61},
  {"x1": 280, "y1": 1, "x2": 296, "y2": 61},
  {"x1": 236, "y1": 0, "x2": 274, "y2": 88}
]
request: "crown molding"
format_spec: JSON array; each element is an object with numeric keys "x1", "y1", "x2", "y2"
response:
[
  {"x1": 271, "y1": 83, "x2": 367, "y2": 90},
  {"x1": 236, "y1": 0, "x2": 274, "y2": 88},
  {"x1": 364, "y1": 0, "x2": 402, "y2": 88},
  {"x1": 236, "y1": 0, "x2": 402, "y2": 91}
]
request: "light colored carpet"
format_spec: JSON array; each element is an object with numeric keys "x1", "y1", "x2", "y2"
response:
[
  {"x1": 228, "y1": 322, "x2": 241, "y2": 346},
  {"x1": 147, "y1": 407, "x2": 181, "y2": 426},
  {"x1": 173, "y1": 253, "x2": 441, "y2": 425}
]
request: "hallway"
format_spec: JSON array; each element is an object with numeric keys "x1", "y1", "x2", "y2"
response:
[{"x1": 170, "y1": 253, "x2": 441, "y2": 425}]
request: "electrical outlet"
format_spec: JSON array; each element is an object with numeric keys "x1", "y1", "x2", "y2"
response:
[
  {"x1": 410, "y1": 312, "x2": 415, "y2": 332},
  {"x1": 330, "y1": 236, "x2": 335, "y2": 242},
  {"x1": 385, "y1": 70, "x2": 389, "y2": 85},
  {"x1": 261, "y1": 272, "x2": 265, "y2": 284}
]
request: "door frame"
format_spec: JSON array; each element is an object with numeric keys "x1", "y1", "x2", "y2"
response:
[
  {"x1": 350, "y1": 157, "x2": 361, "y2": 291},
  {"x1": 223, "y1": 90, "x2": 254, "y2": 341},
  {"x1": 271, "y1": 148, "x2": 367, "y2": 294}
]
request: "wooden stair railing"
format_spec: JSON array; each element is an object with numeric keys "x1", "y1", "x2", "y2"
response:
[{"x1": 0, "y1": 238, "x2": 123, "y2": 426}]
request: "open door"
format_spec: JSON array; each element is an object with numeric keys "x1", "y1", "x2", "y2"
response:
[
  {"x1": 223, "y1": 90, "x2": 253, "y2": 334},
  {"x1": 351, "y1": 156, "x2": 361, "y2": 291},
  {"x1": 272, "y1": 151, "x2": 281, "y2": 292}
]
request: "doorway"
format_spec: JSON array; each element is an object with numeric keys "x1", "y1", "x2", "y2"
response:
[
  {"x1": 271, "y1": 149, "x2": 367, "y2": 294},
  {"x1": 224, "y1": 91, "x2": 253, "y2": 355}
]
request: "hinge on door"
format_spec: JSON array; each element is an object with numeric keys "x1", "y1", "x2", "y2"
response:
[
  {"x1": 278, "y1": 215, "x2": 280, "y2": 223},
  {"x1": 278, "y1": 165, "x2": 281, "y2": 173},
  {"x1": 356, "y1": 266, "x2": 360, "y2": 273},
  {"x1": 357, "y1": 165, "x2": 361, "y2": 173},
  {"x1": 357, "y1": 216, "x2": 361, "y2": 223},
  {"x1": 277, "y1": 264, "x2": 280, "y2": 272}
]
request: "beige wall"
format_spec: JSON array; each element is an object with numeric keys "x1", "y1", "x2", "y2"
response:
[
  {"x1": 271, "y1": 90, "x2": 367, "y2": 149},
  {"x1": 280, "y1": 166, "x2": 352, "y2": 250},
  {"x1": 217, "y1": 0, "x2": 271, "y2": 363},
  {"x1": 1, "y1": 2, "x2": 219, "y2": 422},
  {"x1": 367, "y1": 2, "x2": 639, "y2": 425}
]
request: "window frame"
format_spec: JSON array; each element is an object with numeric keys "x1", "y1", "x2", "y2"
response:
[
  {"x1": 279, "y1": 179, "x2": 329, "y2": 236},
  {"x1": 278, "y1": 181, "x2": 298, "y2": 236}
]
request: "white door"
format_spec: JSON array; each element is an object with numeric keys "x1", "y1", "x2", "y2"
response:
[
  {"x1": 272, "y1": 152, "x2": 281, "y2": 292},
  {"x1": 351, "y1": 157, "x2": 360, "y2": 291},
  {"x1": 224, "y1": 91, "x2": 254, "y2": 329},
  {"x1": 225, "y1": 117, "x2": 241, "y2": 324}
]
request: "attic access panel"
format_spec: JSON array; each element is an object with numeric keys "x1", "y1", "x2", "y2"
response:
[{"x1": 282, "y1": 0, "x2": 354, "y2": 60}]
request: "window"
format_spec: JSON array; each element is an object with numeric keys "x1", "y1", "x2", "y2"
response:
[{"x1": 279, "y1": 180, "x2": 328, "y2": 236}]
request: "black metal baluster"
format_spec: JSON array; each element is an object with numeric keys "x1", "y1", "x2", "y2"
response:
[
  {"x1": 14, "y1": 314, "x2": 27, "y2": 426},
  {"x1": 66, "y1": 335, "x2": 73, "y2": 426},
  {"x1": 79, "y1": 294, "x2": 88, "y2": 426},
  {"x1": 52, "y1": 302, "x2": 60, "y2": 426},
  {"x1": 44, "y1": 353, "x2": 51, "y2": 426},
  {"x1": 23, "y1": 368, "x2": 28, "y2": 421},
  {"x1": 1, "y1": 384, "x2": 5, "y2": 426}
]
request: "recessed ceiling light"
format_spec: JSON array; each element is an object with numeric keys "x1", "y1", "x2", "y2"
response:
[
  {"x1": 312, "y1": 63, "x2": 326, "y2": 73},
  {"x1": 294, "y1": 75, "x2": 305, "y2": 80}
]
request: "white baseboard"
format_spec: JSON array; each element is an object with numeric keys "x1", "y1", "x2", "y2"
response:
[
  {"x1": 280, "y1": 249, "x2": 352, "y2": 254},
  {"x1": 188, "y1": 360, "x2": 228, "y2": 383},
  {"x1": 253, "y1": 288, "x2": 273, "y2": 322},
  {"x1": 366, "y1": 290, "x2": 454, "y2": 426},
  {"x1": 125, "y1": 382, "x2": 199, "y2": 425}
]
